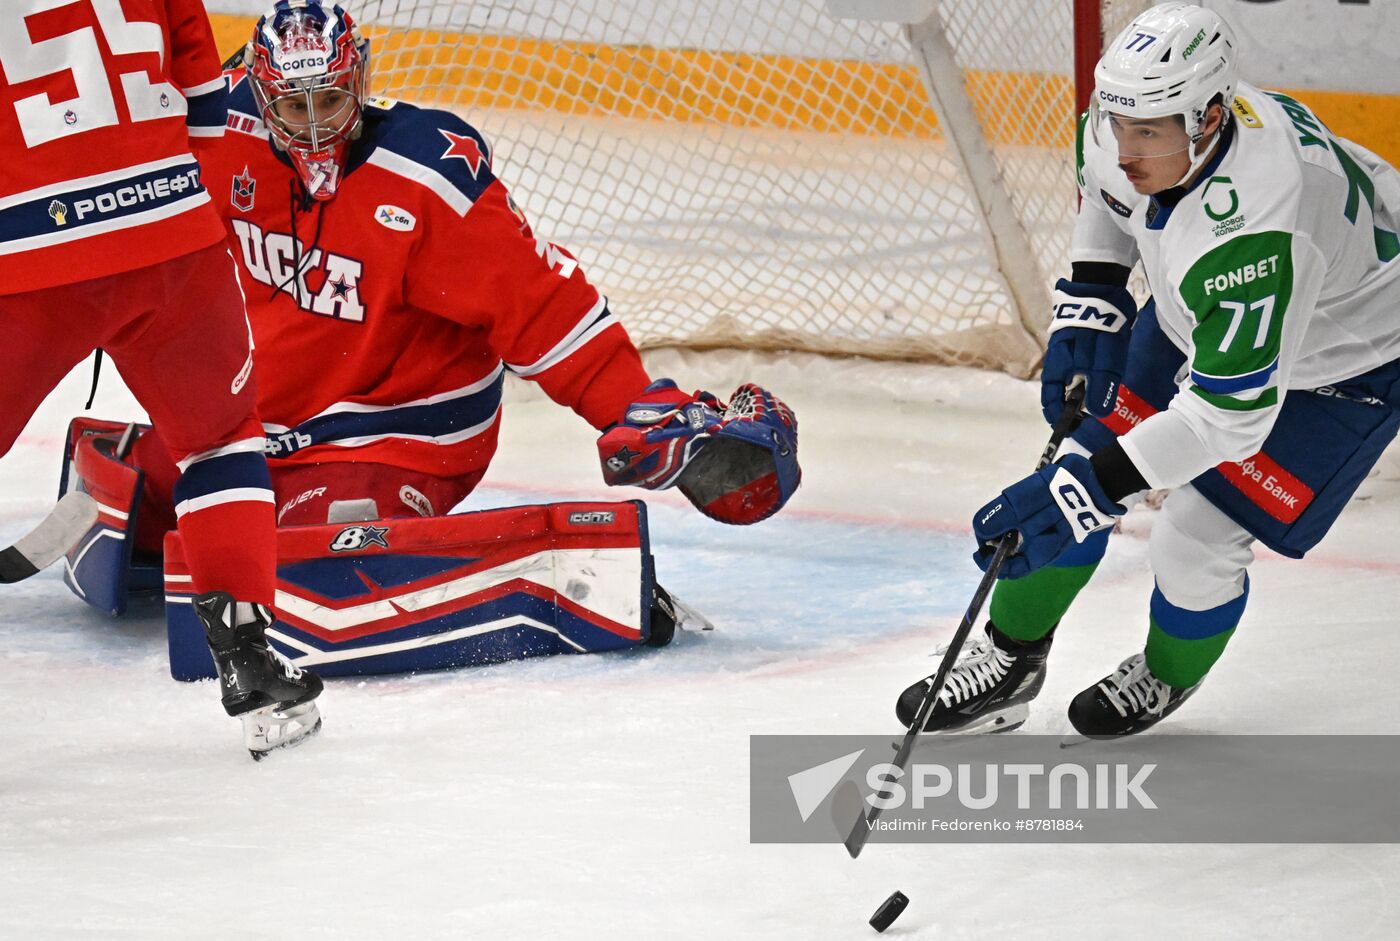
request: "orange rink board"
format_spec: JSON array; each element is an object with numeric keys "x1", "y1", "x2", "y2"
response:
[{"x1": 209, "y1": 13, "x2": 1399, "y2": 166}]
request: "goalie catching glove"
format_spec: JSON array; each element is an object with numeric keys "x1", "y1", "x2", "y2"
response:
[{"x1": 597, "y1": 379, "x2": 800, "y2": 525}]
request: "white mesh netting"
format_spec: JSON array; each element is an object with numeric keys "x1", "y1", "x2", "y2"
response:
[{"x1": 282, "y1": 1, "x2": 1154, "y2": 375}]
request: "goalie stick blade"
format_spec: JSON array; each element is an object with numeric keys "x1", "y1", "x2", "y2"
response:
[{"x1": 0, "y1": 492, "x2": 99, "y2": 584}]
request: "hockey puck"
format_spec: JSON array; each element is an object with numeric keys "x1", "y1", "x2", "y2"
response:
[{"x1": 869, "y1": 891, "x2": 909, "y2": 933}]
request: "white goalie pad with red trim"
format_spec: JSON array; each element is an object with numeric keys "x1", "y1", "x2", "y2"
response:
[{"x1": 164, "y1": 501, "x2": 657, "y2": 679}]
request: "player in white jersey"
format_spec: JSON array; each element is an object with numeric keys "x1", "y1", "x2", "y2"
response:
[{"x1": 897, "y1": 2, "x2": 1400, "y2": 737}]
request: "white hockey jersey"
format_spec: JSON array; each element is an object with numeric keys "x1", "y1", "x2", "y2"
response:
[{"x1": 1072, "y1": 81, "x2": 1400, "y2": 490}]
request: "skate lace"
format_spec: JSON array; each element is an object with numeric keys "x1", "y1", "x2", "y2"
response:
[
  {"x1": 1099, "y1": 654, "x2": 1170, "y2": 718},
  {"x1": 270, "y1": 646, "x2": 305, "y2": 681},
  {"x1": 930, "y1": 636, "x2": 1015, "y2": 707},
  {"x1": 252, "y1": 603, "x2": 305, "y2": 681}
]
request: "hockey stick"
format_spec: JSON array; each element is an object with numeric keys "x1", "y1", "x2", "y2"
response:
[
  {"x1": 840, "y1": 382, "x2": 1086, "y2": 858},
  {"x1": 0, "y1": 491, "x2": 100, "y2": 584}
]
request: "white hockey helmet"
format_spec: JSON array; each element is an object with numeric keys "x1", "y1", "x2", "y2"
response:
[{"x1": 1090, "y1": 3, "x2": 1238, "y2": 165}]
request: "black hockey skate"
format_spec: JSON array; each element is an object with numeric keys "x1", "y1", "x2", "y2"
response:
[
  {"x1": 193, "y1": 591, "x2": 324, "y2": 759},
  {"x1": 1066, "y1": 653, "x2": 1200, "y2": 738},
  {"x1": 895, "y1": 622, "x2": 1054, "y2": 734}
]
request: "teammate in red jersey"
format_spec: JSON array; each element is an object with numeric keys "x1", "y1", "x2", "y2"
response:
[
  {"x1": 120, "y1": 0, "x2": 799, "y2": 538},
  {"x1": 0, "y1": 0, "x2": 321, "y2": 756}
]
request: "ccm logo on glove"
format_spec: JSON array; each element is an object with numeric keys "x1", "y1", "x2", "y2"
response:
[
  {"x1": 1051, "y1": 299, "x2": 1128, "y2": 333},
  {"x1": 1040, "y1": 279, "x2": 1139, "y2": 423},
  {"x1": 1048, "y1": 467, "x2": 1114, "y2": 542}
]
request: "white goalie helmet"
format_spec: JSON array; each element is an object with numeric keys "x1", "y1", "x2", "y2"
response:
[
  {"x1": 247, "y1": 1, "x2": 370, "y2": 200},
  {"x1": 1090, "y1": 3, "x2": 1238, "y2": 179}
]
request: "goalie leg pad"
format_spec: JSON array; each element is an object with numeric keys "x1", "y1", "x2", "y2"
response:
[
  {"x1": 163, "y1": 501, "x2": 669, "y2": 680},
  {"x1": 58, "y1": 418, "x2": 162, "y2": 616}
]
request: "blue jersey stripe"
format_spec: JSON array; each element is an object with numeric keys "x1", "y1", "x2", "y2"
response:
[
  {"x1": 265, "y1": 371, "x2": 505, "y2": 457},
  {"x1": 1149, "y1": 579, "x2": 1249, "y2": 640},
  {"x1": 185, "y1": 87, "x2": 228, "y2": 132},
  {"x1": 173, "y1": 451, "x2": 272, "y2": 505},
  {"x1": 0, "y1": 162, "x2": 206, "y2": 248},
  {"x1": 1191, "y1": 358, "x2": 1278, "y2": 395}
]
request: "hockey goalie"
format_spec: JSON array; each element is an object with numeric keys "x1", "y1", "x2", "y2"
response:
[{"x1": 60, "y1": 0, "x2": 800, "y2": 681}]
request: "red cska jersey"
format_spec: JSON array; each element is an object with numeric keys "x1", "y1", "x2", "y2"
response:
[
  {"x1": 200, "y1": 75, "x2": 652, "y2": 480},
  {"x1": 0, "y1": 0, "x2": 228, "y2": 295}
]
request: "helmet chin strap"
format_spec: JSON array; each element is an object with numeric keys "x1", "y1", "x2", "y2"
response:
[
  {"x1": 1167, "y1": 108, "x2": 1226, "y2": 190},
  {"x1": 1167, "y1": 132, "x2": 1215, "y2": 190}
]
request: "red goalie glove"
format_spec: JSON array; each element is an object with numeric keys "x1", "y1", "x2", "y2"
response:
[{"x1": 597, "y1": 380, "x2": 800, "y2": 525}]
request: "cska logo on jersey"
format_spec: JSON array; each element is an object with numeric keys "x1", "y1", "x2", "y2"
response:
[
  {"x1": 230, "y1": 219, "x2": 366, "y2": 322},
  {"x1": 439, "y1": 129, "x2": 489, "y2": 178},
  {"x1": 231, "y1": 168, "x2": 256, "y2": 212}
]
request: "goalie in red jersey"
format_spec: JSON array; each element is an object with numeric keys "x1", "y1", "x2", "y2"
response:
[{"x1": 64, "y1": 1, "x2": 799, "y2": 675}]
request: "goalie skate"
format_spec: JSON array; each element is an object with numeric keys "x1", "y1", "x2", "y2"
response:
[
  {"x1": 895, "y1": 623, "x2": 1054, "y2": 735},
  {"x1": 647, "y1": 582, "x2": 715, "y2": 647}
]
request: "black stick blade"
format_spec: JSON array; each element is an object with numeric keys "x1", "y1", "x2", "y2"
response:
[
  {"x1": 0, "y1": 546, "x2": 39, "y2": 584},
  {"x1": 832, "y1": 780, "x2": 870, "y2": 858}
]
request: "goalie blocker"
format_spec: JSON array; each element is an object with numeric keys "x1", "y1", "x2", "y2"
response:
[{"x1": 59, "y1": 419, "x2": 694, "y2": 679}]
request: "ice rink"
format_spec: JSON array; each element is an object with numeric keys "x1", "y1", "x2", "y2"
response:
[{"x1": 3, "y1": 349, "x2": 1399, "y2": 939}]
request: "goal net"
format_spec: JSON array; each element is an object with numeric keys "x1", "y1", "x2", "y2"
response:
[{"x1": 232, "y1": 0, "x2": 1153, "y2": 376}]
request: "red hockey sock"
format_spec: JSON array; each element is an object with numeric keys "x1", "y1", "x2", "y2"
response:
[{"x1": 177, "y1": 498, "x2": 277, "y2": 606}]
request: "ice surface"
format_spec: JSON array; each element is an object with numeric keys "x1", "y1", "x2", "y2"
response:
[{"x1": 2, "y1": 350, "x2": 1398, "y2": 939}]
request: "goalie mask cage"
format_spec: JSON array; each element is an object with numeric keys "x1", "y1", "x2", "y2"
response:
[{"x1": 337, "y1": 0, "x2": 1152, "y2": 377}]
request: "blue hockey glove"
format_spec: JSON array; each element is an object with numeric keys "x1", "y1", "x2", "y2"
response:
[
  {"x1": 597, "y1": 379, "x2": 800, "y2": 525},
  {"x1": 1042, "y1": 278, "x2": 1138, "y2": 423},
  {"x1": 971, "y1": 453, "x2": 1123, "y2": 579}
]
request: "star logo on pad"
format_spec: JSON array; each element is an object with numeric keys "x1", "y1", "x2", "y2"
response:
[
  {"x1": 439, "y1": 129, "x2": 488, "y2": 178},
  {"x1": 361, "y1": 524, "x2": 390, "y2": 549}
]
